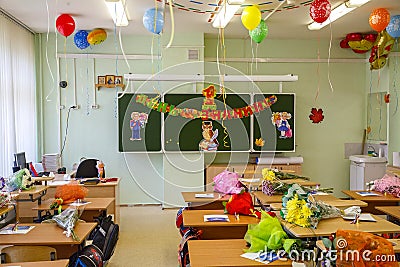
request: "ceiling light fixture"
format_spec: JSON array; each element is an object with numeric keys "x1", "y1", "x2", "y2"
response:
[
  {"x1": 308, "y1": 0, "x2": 371, "y2": 30},
  {"x1": 105, "y1": 0, "x2": 129, "y2": 26},
  {"x1": 212, "y1": 0, "x2": 245, "y2": 28}
]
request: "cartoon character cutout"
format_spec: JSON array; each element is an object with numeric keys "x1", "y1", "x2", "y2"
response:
[
  {"x1": 130, "y1": 112, "x2": 148, "y2": 141},
  {"x1": 271, "y1": 112, "x2": 292, "y2": 139},
  {"x1": 199, "y1": 121, "x2": 219, "y2": 151}
]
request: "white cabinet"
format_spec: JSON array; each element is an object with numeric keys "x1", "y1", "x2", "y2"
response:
[{"x1": 349, "y1": 155, "x2": 387, "y2": 190}]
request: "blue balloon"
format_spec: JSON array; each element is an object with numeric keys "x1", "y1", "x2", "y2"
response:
[
  {"x1": 386, "y1": 15, "x2": 400, "y2": 38},
  {"x1": 74, "y1": 30, "x2": 90, "y2": 49},
  {"x1": 143, "y1": 8, "x2": 164, "y2": 35}
]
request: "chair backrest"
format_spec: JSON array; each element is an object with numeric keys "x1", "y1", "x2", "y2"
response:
[
  {"x1": 75, "y1": 159, "x2": 105, "y2": 178},
  {"x1": 1, "y1": 245, "x2": 57, "y2": 263}
]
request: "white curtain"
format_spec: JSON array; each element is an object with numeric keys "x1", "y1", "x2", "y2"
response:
[{"x1": 0, "y1": 14, "x2": 36, "y2": 177}]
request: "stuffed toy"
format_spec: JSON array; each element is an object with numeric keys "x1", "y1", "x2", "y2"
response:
[{"x1": 96, "y1": 160, "x2": 105, "y2": 178}]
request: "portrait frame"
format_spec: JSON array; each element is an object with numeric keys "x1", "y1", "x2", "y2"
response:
[
  {"x1": 115, "y1": 75, "x2": 123, "y2": 85},
  {"x1": 106, "y1": 75, "x2": 115, "y2": 85},
  {"x1": 98, "y1": 76, "x2": 106, "y2": 85}
]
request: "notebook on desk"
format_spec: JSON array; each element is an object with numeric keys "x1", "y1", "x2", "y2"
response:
[
  {"x1": 204, "y1": 215, "x2": 229, "y2": 222},
  {"x1": 355, "y1": 191, "x2": 381, "y2": 197}
]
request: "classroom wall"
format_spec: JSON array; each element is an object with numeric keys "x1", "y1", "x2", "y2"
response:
[
  {"x1": 36, "y1": 30, "x2": 394, "y2": 202},
  {"x1": 204, "y1": 37, "x2": 367, "y2": 197}
]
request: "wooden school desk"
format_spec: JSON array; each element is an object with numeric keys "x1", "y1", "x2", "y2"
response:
[
  {"x1": 182, "y1": 209, "x2": 259, "y2": 239},
  {"x1": 13, "y1": 185, "x2": 48, "y2": 222},
  {"x1": 375, "y1": 206, "x2": 400, "y2": 222},
  {"x1": 32, "y1": 197, "x2": 114, "y2": 222},
  {"x1": 253, "y1": 192, "x2": 340, "y2": 206},
  {"x1": 280, "y1": 215, "x2": 400, "y2": 238},
  {"x1": 0, "y1": 222, "x2": 96, "y2": 259},
  {"x1": 45, "y1": 179, "x2": 120, "y2": 224},
  {"x1": 181, "y1": 192, "x2": 230, "y2": 210},
  {"x1": 188, "y1": 239, "x2": 292, "y2": 267},
  {"x1": 0, "y1": 259, "x2": 69, "y2": 267},
  {"x1": 241, "y1": 179, "x2": 320, "y2": 191},
  {"x1": 270, "y1": 199, "x2": 368, "y2": 211},
  {"x1": 342, "y1": 190, "x2": 400, "y2": 214},
  {"x1": 32, "y1": 176, "x2": 55, "y2": 185}
]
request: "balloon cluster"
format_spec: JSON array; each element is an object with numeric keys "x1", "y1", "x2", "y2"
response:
[
  {"x1": 55, "y1": 14, "x2": 107, "y2": 50},
  {"x1": 143, "y1": 8, "x2": 164, "y2": 34},
  {"x1": 367, "y1": 8, "x2": 398, "y2": 70},
  {"x1": 241, "y1": 6, "x2": 268, "y2": 43},
  {"x1": 340, "y1": 33, "x2": 377, "y2": 54}
]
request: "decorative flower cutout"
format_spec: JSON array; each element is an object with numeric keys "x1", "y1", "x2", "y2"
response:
[{"x1": 309, "y1": 108, "x2": 324, "y2": 123}]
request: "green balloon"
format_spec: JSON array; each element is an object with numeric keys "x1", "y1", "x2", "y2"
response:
[{"x1": 249, "y1": 20, "x2": 268, "y2": 43}]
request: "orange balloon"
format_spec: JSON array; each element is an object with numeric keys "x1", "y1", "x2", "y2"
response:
[{"x1": 369, "y1": 8, "x2": 390, "y2": 32}]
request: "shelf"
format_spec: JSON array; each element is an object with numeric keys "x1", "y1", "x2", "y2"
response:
[{"x1": 95, "y1": 84, "x2": 125, "y2": 90}]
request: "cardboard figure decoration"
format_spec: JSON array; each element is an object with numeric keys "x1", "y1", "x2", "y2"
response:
[
  {"x1": 199, "y1": 121, "x2": 219, "y2": 151},
  {"x1": 130, "y1": 112, "x2": 148, "y2": 141}
]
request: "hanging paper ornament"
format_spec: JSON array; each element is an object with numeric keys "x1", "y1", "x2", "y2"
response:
[
  {"x1": 56, "y1": 14, "x2": 75, "y2": 37},
  {"x1": 87, "y1": 29, "x2": 107, "y2": 45},
  {"x1": 309, "y1": 108, "x2": 324, "y2": 123},
  {"x1": 143, "y1": 8, "x2": 164, "y2": 35},
  {"x1": 386, "y1": 15, "x2": 400, "y2": 38},
  {"x1": 310, "y1": 0, "x2": 331, "y2": 24},
  {"x1": 255, "y1": 138, "x2": 265, "y2": 147},
  {"x1": 241, "y1": 6, "x2": 261, "y2": 31},
  {"x1": 74, "y1": 30, "x2": 90, "y2": 50},
  {"x1": 369, "y1": 30, "x2": 394, "y2": 70},
  {"x1": 369, "y1": 8, "x2": 390, "y2": 32},
  {"x1": 249, "y1": 20, "x2": 268, "y2": 44}
]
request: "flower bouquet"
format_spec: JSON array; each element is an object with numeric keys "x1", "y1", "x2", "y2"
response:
[
  {"x1": 280, "y1": 184, "x2": 341, "y2": 228},
  {"x1": 369, "y1": 174, "x2": 400, "y2": 198},
  {"x1": 262, "y1": 168, "x2": 309, "y2": 181},
  {"x1": 6, "y1": 168, "x2": 34, "y2": 191},
  {"x1": 42, "y1": 207, "x2": 80, "y2": 240},
  {"x1": 0, "y1": 191, "x2": 11, "y2": 208}
]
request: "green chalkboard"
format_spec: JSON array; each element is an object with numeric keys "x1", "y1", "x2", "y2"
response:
[
  {"x1": 163, "y1": 94, "x2": 251, "y2": 151},
  {"x1": 253, "y1": 94, "x2": 295, "y2": 152},
  {"x1": 118, "y1": 93, "x2": 161, "y2": 152}
]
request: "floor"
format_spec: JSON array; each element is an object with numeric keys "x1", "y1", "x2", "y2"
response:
[{"x1": 107, "y1": 206, "x2": 181, "y2": 267}]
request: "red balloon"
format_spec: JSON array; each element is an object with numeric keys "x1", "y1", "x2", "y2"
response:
[
  {"x1": 346, "y1": 33, "x2": 362, "y2": 41},
  {"x1": 310, "y1": 0, "x2": 331, "y2": 24},
  {"x1": 56, "y1": 14, "x2": 75, "y2": 37},
  {"x1": 369, "y1": 8, "x2": 390, "y2": 32},
  {"x1": 340, "y1": 39, "x2": 350, "y2": 49},
  {"x1": 364, "y1": 33, "x2": 377, "y2": 43}
]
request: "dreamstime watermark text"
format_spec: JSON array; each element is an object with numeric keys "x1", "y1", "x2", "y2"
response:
[{"x1": 257, "y1": 238, "x2": 396, "y2": 263}]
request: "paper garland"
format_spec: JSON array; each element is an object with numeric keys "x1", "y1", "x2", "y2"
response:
[{"x1": 135, "y1": 94, "x2": 277, "y2": 121}]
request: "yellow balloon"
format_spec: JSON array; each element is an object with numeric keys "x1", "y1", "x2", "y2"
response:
[
  {"x1": 241, "y1": 6, "x2": 261, "y2": 30},
  {"x1": 87, "y1": 28, "x2": 107, "y2": 45}
]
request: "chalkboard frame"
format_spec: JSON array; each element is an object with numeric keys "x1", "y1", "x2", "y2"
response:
[{"x1": 117, "y1": 92, "x2": 295, "y2": 153}]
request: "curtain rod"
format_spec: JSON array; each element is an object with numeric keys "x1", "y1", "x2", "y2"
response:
[{"x1": 0, "y1": 8, "x2": 36, "y2": 35}]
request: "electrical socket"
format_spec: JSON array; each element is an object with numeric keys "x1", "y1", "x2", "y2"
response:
[
  {"x1": 91, "y1": 104, "x2": 99, "y2": 109},
  {"x1": 59, "y1": 105, "x2": 65, "y2": 110}
]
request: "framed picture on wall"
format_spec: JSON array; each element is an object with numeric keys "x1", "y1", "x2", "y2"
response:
[
  {"x1": 98, "y1": 76, "x2": 106, "y2": 85},
  {"x1": 106, "y1": 75, "x2": 115, "y2": 85},
  {"x1": 115, "y1": 76, "x2": 123, "y2": 85}
]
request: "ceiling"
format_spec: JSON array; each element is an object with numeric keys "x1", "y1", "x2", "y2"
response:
[{"x1": 0, "y1": 0, "x2": 399, "y2": 40}]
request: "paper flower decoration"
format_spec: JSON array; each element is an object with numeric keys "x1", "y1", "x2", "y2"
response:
[
  {"x1": 309, "y1": 108, "x2": 324, "y2": 123},
  {"x1": 255, "y1": 137, "x2": 265, "y2": 147}
]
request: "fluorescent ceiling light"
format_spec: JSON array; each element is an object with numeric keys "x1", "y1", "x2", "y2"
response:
[
  {"x1": 212, "y1": 0, "x2": 245, "y2": 28},
  {"x1": 105, "y1": 0, "x2": 129, "y2": 26},
  {"x1": 308, "y1": 0, "x2": 371, "y2": 30}
]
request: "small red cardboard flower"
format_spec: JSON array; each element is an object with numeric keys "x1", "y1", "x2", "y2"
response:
[{"x1": 309, "y1": 108, "x2": 324, "y2": 123}]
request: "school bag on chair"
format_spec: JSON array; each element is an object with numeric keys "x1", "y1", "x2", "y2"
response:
[
  {"x1": 178, "y1": 228, "x2": 202, "y2": 267},
  {"x1": 91, "y1": 215, "x2": 119, "y2": 262}
]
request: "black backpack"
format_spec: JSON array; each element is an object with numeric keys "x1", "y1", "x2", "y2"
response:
[
  {"x1": 69, "y1": 244, "x2": 104, "y2": 267},
  {"x1": 178, "y1": 228, "x2": 202, "y2": 267},
  {"x1": 91, "y1": 215, "x2": 119, "y2": 261}
]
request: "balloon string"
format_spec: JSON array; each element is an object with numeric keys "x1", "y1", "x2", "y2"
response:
[
  {"x1": 113, "y1": 19, "x2": 119, "y2": 119},
  {"x1": 217, "y1": 27, "x2": 229, "y2": 148},
  {"x1": 327, "y1": 21, "x2": 334, "y2": 92},
  {"x1": 250, "y1": 38, "x2": 254, "y2": 76},
  {"x1": 64, "y1": 37, "x2": 68, "y2": 85},
  {"x1": 367, "y1": 70, "x2": 373, "y2": 130},
  {"x1": 45, "y1": 0, "x2": 55, "y2": 102},
  {"x1": 315, "y1": 35, "x2": 320, "y2": 102},
  {"x1": 393, "y1": 39, "x2": 399, "y2": 115},
  {"x1": 86, "y1": 53, "x2": 90, "y2": 116},
  {"x1": 165, "y1": 0, "x2": 174, "y2": 48},
  {"x1": 378, "y1": 92, "x2": 382, "y2": 140}
]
